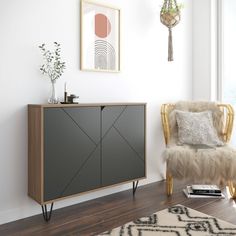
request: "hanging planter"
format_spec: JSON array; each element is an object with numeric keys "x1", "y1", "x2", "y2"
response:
[{"x1": 160, "y1": 0, "x2": 181, "y2": 61}]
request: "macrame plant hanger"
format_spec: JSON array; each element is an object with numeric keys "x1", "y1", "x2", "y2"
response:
[{"x1": 160, "y1": 0, "x2": 181, "y2": 61}]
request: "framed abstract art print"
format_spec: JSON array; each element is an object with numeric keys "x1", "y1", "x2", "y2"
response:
[{"x1": 80, "y1": 0, "x2": 120, "y2": 72}]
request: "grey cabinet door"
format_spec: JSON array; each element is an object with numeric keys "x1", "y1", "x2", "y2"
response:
[
  {"x1": 101, "y1": 105, "x2": 145, "y2": 186},
  {"x1": 44, "y1": 107, "x2": 101, "y2": 201}
]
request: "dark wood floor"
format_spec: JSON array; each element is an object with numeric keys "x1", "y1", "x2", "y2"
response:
[{"x1": 1, "y1": 180, "x2": 236, "y2": 236}]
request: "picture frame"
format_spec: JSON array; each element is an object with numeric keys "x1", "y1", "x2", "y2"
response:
[{"x1": 80, "y1": 0, "x2": 120, "y2": 72}]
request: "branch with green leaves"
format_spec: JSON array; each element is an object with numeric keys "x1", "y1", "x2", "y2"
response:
[
  {"x1": 161, "y1": 0, "x2": 184, "y2": 14},
  {"x1": 39, "y1": 42, "x2": 66, "y2": 82}
]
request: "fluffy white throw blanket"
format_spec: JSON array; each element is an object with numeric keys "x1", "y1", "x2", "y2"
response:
[{"x1": 163, "y1": 101, "x2": 236, "y2": 184}]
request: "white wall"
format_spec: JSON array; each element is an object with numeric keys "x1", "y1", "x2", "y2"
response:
[
  {"x1": 0, "y1": 0, "x2": 192, "y2": 224},
  {"x1": 192, "y1": 0, "x2": 217, "y2": 100}
]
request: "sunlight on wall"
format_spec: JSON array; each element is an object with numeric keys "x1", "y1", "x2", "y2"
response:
[{"x1": 221, "y1": 0, "x2": 236, "y2": 146}]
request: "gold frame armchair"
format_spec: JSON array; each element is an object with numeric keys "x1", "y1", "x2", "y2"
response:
[{"x1": 161, "y1": 102, "x2": 236, "y2": 197}]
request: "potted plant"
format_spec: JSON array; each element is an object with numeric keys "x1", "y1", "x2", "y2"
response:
[
  {"x1": 39, "y1": 42, "x2": 66, "y2": 104},
  {"x1": 160, "y1": 0, "x2": 183, "y2": 61}
]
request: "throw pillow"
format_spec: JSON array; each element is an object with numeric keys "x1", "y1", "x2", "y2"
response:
[{"x1": 175, "y1": 110, "x2": 224, "y2": 147}]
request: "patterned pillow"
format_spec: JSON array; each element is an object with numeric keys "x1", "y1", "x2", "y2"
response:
[{"x1": 175, "y1": 110, "x2": 224, "y2": 147}]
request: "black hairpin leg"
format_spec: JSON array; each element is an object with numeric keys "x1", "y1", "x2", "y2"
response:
[
  {"x1": 133, "y1": 181, "x2": 139, "y2": 195},
  {"x1": 41, "y1": 203, "x2": 54, "y2": 222}
]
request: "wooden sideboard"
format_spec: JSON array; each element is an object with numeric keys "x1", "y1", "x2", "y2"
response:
[{"x1": 28, "y1": 103, "x2": 146, "y2": 221}]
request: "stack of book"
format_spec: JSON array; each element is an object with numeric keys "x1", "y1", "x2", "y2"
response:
[{"x1": 183, "y1": 185, "x2": 225, "y2": 198}]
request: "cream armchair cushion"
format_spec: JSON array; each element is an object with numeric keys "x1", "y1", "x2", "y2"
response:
[
  {"x1": 175, "y1": 110, "x2": 224, "y2": 147},
  {"x1": 167, "y1": 101, "x2": 225, "y2": 145},
  {"x1": 164, "y1": 145, "x2": 236, "y2": 184}
]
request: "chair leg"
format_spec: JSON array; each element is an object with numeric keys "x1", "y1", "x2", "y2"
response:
[
  {"x1": 166, "y1": 172, "x2": 173, "y2": 196},
  {"x1": 228, "y1": 181, "x2": 236, "y2": 198}
]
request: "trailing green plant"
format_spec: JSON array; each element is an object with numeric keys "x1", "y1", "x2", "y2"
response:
[
  {"x1": 161, "y1": 0, "x2": 184, "y2": 14},
  {"x1": 39, "y1": 42, "x2": 66, "y2": 82}
]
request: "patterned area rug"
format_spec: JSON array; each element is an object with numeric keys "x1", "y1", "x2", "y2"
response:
[{"x1": 98, "y1": 205, "x2": 236, "y2": 235}]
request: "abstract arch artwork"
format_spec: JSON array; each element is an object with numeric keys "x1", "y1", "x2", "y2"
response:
[
  {"x1": 95, "y1": 40, "x2": 116, "y2": 70},
  {"x1": 81, "y1": 0, "x2": 120, "y2": 72}
]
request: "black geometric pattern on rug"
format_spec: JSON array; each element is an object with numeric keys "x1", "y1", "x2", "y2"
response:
[{"x1": 98, "y1": 205, "x2": 236, "y2": 235}]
